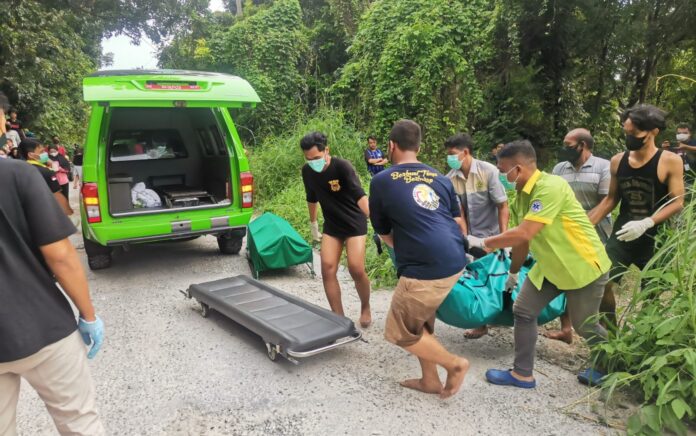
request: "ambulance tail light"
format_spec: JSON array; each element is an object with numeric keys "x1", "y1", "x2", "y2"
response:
[
  {"x1": 240, "y1": 172, "x2": 253, "y2": 208},
  {"x1": 82, "y1": 183, "x2": 102, "y2": 223}
]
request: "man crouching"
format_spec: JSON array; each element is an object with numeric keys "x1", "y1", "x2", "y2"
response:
[{"x1": 369, "y1": 119, "x2": 469, "y2": 398}]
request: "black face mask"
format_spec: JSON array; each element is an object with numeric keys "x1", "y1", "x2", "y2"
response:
[
  {"x1": 558, "y1": 144, "x2": 582, "y2": 164},
  {"x1": 625, "y1": 134, "x2": 647, "y2": 151}
]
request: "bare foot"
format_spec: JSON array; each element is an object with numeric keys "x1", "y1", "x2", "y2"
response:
[
  {"x1": 400, "y1": 378, "x2": 443, "y2": 394},
  {"x1": 440, "y1": 357, "x2": 470, "y2": 399},
  {"x1": 463, "y1": 325, "x2": 488, "y2": 339},
  {"x1": 359, "y1": 307, "x2": 372, "y2": 328},
  {"x1": 542, "y1": 329, "x2": 573, "y2": 344}
]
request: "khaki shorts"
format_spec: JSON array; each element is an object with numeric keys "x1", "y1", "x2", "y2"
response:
[{"x1": 384, "y1": 270, "x2": 462, "y2": 347}]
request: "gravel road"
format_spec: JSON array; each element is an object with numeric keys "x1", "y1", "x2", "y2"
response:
[{"x1": 14, "y1": 192, "x2": 611, "y2": 435}]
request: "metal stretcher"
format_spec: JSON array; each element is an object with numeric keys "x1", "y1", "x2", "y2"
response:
[{"x1": 182, "y1": 275, "x2": 362, "y2": 363}]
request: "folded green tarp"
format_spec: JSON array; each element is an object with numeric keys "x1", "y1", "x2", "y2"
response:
[
  {"x1": 246, "y1": 212, "x2": 314, "y2": 278},
  {"x1": 436, "y1": 251, "x2": 566, "y2": 328}
]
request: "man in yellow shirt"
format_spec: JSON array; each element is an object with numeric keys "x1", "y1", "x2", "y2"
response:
[{"x1": 467, "y1": 140, "x2": 611, "y2": 388}]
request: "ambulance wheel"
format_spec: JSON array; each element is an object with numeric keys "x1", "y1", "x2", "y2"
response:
[
  {"x1": 266, "y1": 343, "x2": 279, "y2": 362},
  {"x1": 84, "y1": 238, "x2": 112, "y2": 270},
  {"x1": 87, "y1": 254, "x2": 111, "y2": 270},
  {"x1": 217, "y1": 232, "x2": 243, "y2": 255},
  {"x1": 200, "y1": 302, "x2": 210, "y2": 318}
]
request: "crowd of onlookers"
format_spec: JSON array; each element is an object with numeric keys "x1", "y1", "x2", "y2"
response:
[{"x1": 1, "y1": 109, "x2": 86, "y2": 198}]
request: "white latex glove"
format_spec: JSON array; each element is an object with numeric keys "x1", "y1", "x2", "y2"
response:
[
  {"x1": 504, "y1": 272, "x2": 519, "y2": 292},
  {"x1": 466, "y1": 234, "x2": 486, "y2": 250},
  {"x1": 615, "y1": 218, "x2": 654, "y2": 242},
  {"x1": 310, "y1": 221, "x2": 322, "y2": 242}
]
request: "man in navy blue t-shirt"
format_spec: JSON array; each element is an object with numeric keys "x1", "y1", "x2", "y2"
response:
[{"x1": 370, "y1": 119, "x2": 469, "y2": 399}]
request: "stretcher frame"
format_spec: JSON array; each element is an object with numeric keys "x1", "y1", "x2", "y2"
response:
[{"x1": 182, "y1": 275, "x2": 362, "y2": 363}]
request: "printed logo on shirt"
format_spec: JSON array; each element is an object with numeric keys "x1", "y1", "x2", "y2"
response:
[
  {"x1": 530, "y1": 199, "x2": 543, "y2": 213},
  {"x1": 392, "y1": 169, "x2": 437, "y2": 184},
  {"x1": 412, "y1": 184, "x2": 440, "y2": 211},
  {"x1": 329, "y1": 179, "x2": 341, "y2": 192}
]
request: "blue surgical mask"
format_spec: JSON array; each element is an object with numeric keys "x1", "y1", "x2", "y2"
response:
[
  {"x1": 446, "y1": 154, "x2": 462, "y2": 170},
  {"x1": 39, "y1": 152, "x2": 49, "y2": 164},
  {"x1": 307, "y1": 156, "x2": 326, "y2": 173}
]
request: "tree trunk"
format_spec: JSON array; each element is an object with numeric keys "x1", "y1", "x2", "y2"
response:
[{"x1": 235, "y1": 0, "x2": 243, "y2": 16}]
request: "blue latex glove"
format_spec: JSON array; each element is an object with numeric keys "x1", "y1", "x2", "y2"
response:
[{"x1": 78, "y1": 316, "x2": 104, "y2": 359}]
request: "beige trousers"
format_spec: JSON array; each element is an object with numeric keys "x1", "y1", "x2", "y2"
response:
[{"x1": 0, "y1": 331, "x2": 104, "y2": 436}]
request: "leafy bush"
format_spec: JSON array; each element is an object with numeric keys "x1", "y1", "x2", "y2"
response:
[
  {"x1": 334, "y1": 0, "x2": 494, "y2": 164},
  {"x1": 219, "y1": 0, "x2": 309, "y2": 134},
  {"x1": 0, "y1": 0, "x2": 95, "y2": 144},
  {"x1": 593, "y1": 193, "x2": 696, "y2": 435},
  {"x1": 249, "y1": 108, "x2": 370, "y2": 203}
]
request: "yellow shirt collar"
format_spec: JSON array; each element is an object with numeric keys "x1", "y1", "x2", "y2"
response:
[{"x1": 522, "y1": 169, "x2": 542, "y2": 194}]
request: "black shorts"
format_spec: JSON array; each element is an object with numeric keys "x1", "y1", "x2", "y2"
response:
[
  {"x1": 605, "y1": 236, "x2": 654, "y2": 282},
  {"x1": 323, "y1": 220, "x2": 368, "y2": 240}
]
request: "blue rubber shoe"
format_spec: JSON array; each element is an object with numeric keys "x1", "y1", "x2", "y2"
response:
[
  {"x1": 577, "y1": 368, "x2": 605, "y2": 386},
  {"x1": 485, "y1": 369, "x2": 536, "y2": 389}
]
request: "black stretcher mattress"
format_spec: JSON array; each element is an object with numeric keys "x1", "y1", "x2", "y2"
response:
[{"x1": 187, "y1": 275, "x2": 358, "y2": 353}]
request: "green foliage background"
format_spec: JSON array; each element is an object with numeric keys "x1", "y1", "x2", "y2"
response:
[{"x1": 2, "y1": 0, "x2": 695, "y2": 432}]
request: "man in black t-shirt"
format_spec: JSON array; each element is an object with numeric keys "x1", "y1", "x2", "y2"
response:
[
  {"x1": 370, "y1": 119, "x2": 469, "y2": 399},
  {"x1": 0, "y1": 94, "x2": 105, "y2": 435},
  {"x1": 301, "y1": 132, "x2": 372, "y2": 327},
  {"x1": 7, "y1": 109, "x2": 25, "y2": 140}
]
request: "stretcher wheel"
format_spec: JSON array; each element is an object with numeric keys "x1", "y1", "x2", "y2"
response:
[
  {"x1": 200, "y1": 302, "x2": 210, "y2": 318},
  {"x1": 266, "y1": 342, "x2": 279, "y2": 362}
]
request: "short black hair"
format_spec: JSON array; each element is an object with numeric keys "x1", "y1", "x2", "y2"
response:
[
  {"x1": 9, "y1": 108, "x2": 17, "y2": 115},
  {"x1": 0, "y1": 92, "x2": 9, "y2": 114},
  {"x1": 444, "y1": 133, "x2": 474, "y2": 152},
  {"x1": 300, "y1": 132, "x2": 328, "y2": 151},
  {"x1": 677, "y1": 123, "x2": 691, "y2": 131},
  {"x1": 18, "y1": 138, "x2": 42, "y2": 160},
  {"x1": 621, "y1": 104, "x2": 667, "y2": 132},
  {"x1": 367, "y1": 135, "x2": 377, "y2": 142},
  {"x1": 574, "y1": 131, "x2": 594, "y2": 150},
  {"x1": 48, "y1": 144, "x2": 58, "y2": 151},
  {"x1": 389, "y1": 119, "x2": 421, "y2": 151},
  {"x1": 498, "y1": 139, "x2": 537, "y2": 163}
]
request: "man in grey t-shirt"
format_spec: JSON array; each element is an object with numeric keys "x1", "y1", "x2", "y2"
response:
[
  {"x1": 444, "y1": 133, "x2": 509, "y2": 339},
  {"x1": 545, "y1": 128, "x2": 611, "y2": 344}
]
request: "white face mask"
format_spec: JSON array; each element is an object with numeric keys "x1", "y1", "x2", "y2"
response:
[{"x1": 676, "y1": 133, "x2": 689, "y2": 142}]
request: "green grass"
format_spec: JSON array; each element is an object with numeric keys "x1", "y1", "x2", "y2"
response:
[{"x1": 593, "y1": 189, "x2": 696, "y2": 435}]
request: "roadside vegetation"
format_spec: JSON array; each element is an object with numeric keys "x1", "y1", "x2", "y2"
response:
[
  {"x1": 593, "y1": 189, "x2": 696, "y2": 435},
  {"x1": 4, "y1": 0, "x2": 695, "y2": 432}
]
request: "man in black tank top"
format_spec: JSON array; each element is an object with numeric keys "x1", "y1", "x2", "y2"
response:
[{"x1": 589, "y1": 104, "x2": 684, "y2": 325}]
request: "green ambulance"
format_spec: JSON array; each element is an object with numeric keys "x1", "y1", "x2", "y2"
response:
[{"x1": 79, "y1": 70, "x2": 259, "y2": 270}]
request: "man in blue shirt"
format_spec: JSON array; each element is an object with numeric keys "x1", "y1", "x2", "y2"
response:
[
  {"x1": 364, "y1": 135, "x2": 388, "y2": 176},
  {"x1": 370, "y1": 119, "x2": 469, "y2": 399}
]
